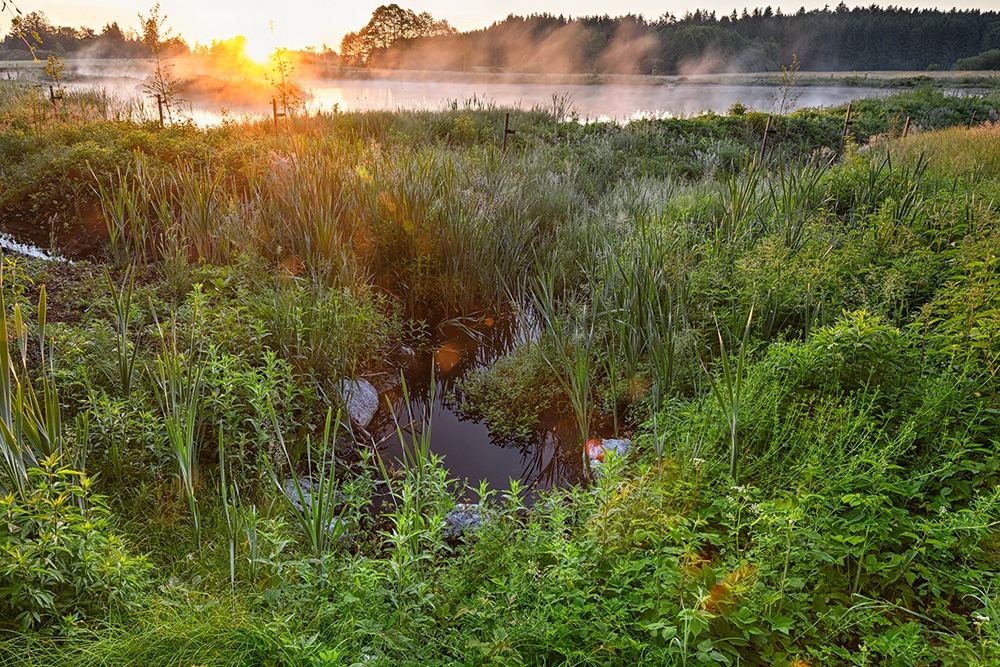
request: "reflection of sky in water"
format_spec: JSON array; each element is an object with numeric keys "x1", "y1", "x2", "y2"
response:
[
  {"x1": 66, "y1": 76, "x2": 907, "y2": 125},
  {"x1": 372, "y1": 319, "x2": 583, "y2": 497}
]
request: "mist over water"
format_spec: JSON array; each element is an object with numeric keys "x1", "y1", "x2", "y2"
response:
[{"x1": 64, "y1": 74, "x2": 904, "y2": 125}]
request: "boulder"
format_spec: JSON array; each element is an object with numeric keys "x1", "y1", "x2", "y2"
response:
[
  {"x1": 586, "y1": 438, "x2": 633, "y2": 463},
  {"x1": 443, "y1": 503, "x2": 487, "y2": 539},
  {"x1": 336, "y1": 378, "x2": 380, "y2": 427}
]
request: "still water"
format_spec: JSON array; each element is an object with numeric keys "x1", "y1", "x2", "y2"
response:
[
  {"x1": 66, "y1": 74, "x2": 900, "y2": 125},
  {"x1": 369, "y1": 319, "x2": 587, "y2": 497}
]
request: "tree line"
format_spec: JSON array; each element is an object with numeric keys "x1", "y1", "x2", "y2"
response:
[
  {"x1": 4, "y1": 4, "x2": 999, "y2": 73},
  {"x1": 347, "y1": 4, "x2": 1000, "y2": 73},
  {"x1": 0, "y1": 10, "x2": 189, "y2": 60}
]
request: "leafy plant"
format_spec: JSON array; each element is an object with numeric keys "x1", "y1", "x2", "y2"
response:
[
  {"x1": 152, "y1": 298, "x2": 206, "y2": 544},
  {"x1": 0, "y1": 455, "x2": 149, "y2": 630},
  {"x1": 0, "y1": 272, "x2": 63, "y2": 498},
  {"x1": 264, "y1": 403, "x2": 360, "y2": 561},
  {"x1": 704, "y1": 305, "x2": 754, "y2": 483}
]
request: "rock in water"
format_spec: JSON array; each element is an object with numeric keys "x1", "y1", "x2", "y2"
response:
[
  {"x1": 444, "y1": 503, "x2": 486, "y2": 539},
  {"x1": 586, "y1": 438, "x2": 633, "y2": 463},
  {"x1": 601, "y1": 439, "x2": 633, "y2": 459},
  {"x1": 336, "y1": 379, "x2": 379, "y2": 427}
]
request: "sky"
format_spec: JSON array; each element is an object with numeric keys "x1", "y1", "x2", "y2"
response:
[{"x1": 14, "y1": 0, "x2": 1000, "y2": 57}]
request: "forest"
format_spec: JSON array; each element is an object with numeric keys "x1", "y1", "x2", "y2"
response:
[{"x1": 3, "y1": 4, "x2": 1000, "y2": 74}]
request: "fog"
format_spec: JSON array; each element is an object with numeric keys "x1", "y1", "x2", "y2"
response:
[{"x1": 60, "y1": 73, "x2": 903, "y2": 125}]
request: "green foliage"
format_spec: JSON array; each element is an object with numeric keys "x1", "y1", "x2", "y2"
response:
[
  {"x1": 954, "y1": 49, "x2": 1000, "y2": 71},
  {"x1": 0, "y1": 456, "x2": 148, "y2": 630},
  {"x1": 0, "y1": 273, "x2": 63, "y2": 498},
  {"x1": 457, "y1": 341, "x2": 560, "y2": 442},
  {"x1": 2, "y1": 83, "x2": 1000, "y2": 666}
]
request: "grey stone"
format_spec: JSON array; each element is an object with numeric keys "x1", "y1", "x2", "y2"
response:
[
  {"x1": 336, "y1": 378, "x2": 380, "y2": 427},
  {"x1": 600, "y1": 439, "x2": 633, "y2": 459},
  {"x1": 588, "y1": 438, "x2": 634, "y2": 478},
  {"x1": 443, "y1": 503, "x2": 487, "y2": 539}
]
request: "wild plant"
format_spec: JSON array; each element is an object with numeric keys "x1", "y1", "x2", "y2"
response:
[
  {"x1": 106, "y1": 265, "x2": 142, "y2": 398},
  {"x1": 138, "y1": 3, "x2": 184, "y2": 124},
  {"x1": 379, "y1": 374, "x2": 453, "y2": 623},
  {"x1": 532, "y1": 267, "x2": 596, "y2": 475},
  {"x1": 92, "y1": 154, "x2": 156, "y2": 264},
  {"x1": 0, "y1": 455, "x2": 149, "y2": 630},
  {"x1": 765, "y1": 154, "x2": 832, "y2": 254},
  {"x1": 217, "y1": 426, "x2": 242, "y2": 596},
  {"x1": 152, "y1": 301, "x2": 206, "y2": 543},
  {"x1": 714, "y1": 155, "x2": 763, "y2": 256},
  {"x1": 704, "y1": 305, "x2": 754, "y2": 483},
  {"x1": 0, "y1": 274, "x2": 63, "y2": 498},
  {"x1": 268, "y1": 144, "x2": 358, "y2": 283},
  {"x1": 264, "y1": 403, "x2": 354, "y2": 561},
  {"x1": 268, "y1": 47, "x2": 303, "y2": 117},
  {"x1": 169, "y1": 160, "x2": 226, "y2": 262}
]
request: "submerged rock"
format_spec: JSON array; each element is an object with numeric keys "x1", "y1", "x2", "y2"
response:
[
  {"x1": 586, "y1": 438, "x2": 633, "y2": 463},
  {"x1": 587, "y1": 439, "x2": 634, "y2": 478},
  {"x1": 336, "y1": 378, "x2": 380, "y2": 427},
  {"x1": 443, "y1": 503, "x2": 487, "y2": 539}
]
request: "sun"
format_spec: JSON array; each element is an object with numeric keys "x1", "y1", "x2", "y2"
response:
[
  {"x1": 242, "y1": 20, "x2": 292, "y2": 66},
  {"x1": 244, "y1": 33, "x2": 280, "y2": 65}
]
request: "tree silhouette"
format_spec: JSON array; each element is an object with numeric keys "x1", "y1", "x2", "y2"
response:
[{"x1": 340, "y1": 4, "x2": 454, "y2": 66}]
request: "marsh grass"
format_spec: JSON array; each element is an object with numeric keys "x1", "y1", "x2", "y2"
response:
[
  {"x1": 0, "y1": 274, "x2": 63, "y2": 497},
  {"x1": 894, "y1": 121, "x2": 1000, "y2": 179},
  {"x1": 765, "y1": 154, "x2": 832, "y2": 254},
  {"x1": 704, "y1": 306, "x2": 754, "y2": 482},
  {"x1": 2, "y1": 86, "x2": 1000, "y2": 664},
  {"x1": 105, "y1": 265, "x2": 141, "y2": 398},
  {"x1": 264, "y1": 403, "x2": 352, "y2": 561},
  {"x1": 532, "y1": 266, "x2": 597, "y2": 475},
  {"x1": 152, "y1": 302, "x2": 206, "y2": 544}
]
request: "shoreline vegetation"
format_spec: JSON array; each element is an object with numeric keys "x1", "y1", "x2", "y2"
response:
[
  {"x1": 4, "y1": 59, "x2": 1000, "y2": 91},
  {"x1": 0, "y1": 75, "x2": 999, "y2": 666}
]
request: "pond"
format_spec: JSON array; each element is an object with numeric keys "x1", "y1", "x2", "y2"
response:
[
  {"x1": 367, "y1": 317, "x2": 588, "y2": 498},
  {"x1": 62, "y1": 72, "x2": 907, "y2": 125}
]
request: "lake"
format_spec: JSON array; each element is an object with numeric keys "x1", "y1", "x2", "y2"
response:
[{"x1": 61, "y1": 71, "x2": 906, "y2": 125}]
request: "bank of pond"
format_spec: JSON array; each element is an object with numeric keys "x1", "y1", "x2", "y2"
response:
[{"x1": 0, "y1": 82, "x2": 997, "y2": 666}]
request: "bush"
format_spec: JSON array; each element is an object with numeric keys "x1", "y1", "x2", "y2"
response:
[{"x1": 0, "y1": 457, "x2": 149, "y2": 630}]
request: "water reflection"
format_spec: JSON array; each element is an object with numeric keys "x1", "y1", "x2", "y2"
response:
[
  {"x1": 372, "y1": 315, "x2": 585, "y2": 498},
  {"x1": 62, "y1": 74, "x2": 906, "y2": 125}
]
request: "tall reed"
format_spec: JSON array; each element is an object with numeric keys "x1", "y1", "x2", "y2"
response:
[
  {"x1": 704, "y1": 306, "x2": 754, "y2": 483},
  {"x1": 92, "y1": 152, "x2": 156, "y2": 264},
  {"x1": 532, "y1": 266, "x2": 596, "y2": 475},
  {"x1": 714, "y1": 155, "x2": 763, "y2": 256},
  {"x1": 765, "y1": 155, "x2": 831, "y2": 254},
  {"x1": 0, "y1": 273, "x2": 63, "y2": 497},
  {"x1": 106, "y1": 265, "x2": 141, "y2": 398},
  {"x1": 264, "y1": 403, "x2": 349, "y2": 560},
  {"x1": 152, "y1": 303, "x2": 206, "y2": 543}
]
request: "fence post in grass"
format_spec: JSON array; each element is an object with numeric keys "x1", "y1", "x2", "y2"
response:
[
  {"x1": 155, "y1": 93, "x2": 164, "y2": 128},
  {"x1": 272, "y1": 98, "x2": 287, "y2": 135},
  {"x1": 759, "y1": 114, "x2": 773, "y2": 163},
  {"x1": 48, "y1": 85, "x2": 62, "y2": 113},
  {"x1": 840, "y1": 101, "x2": 853, "y2": 153},
  {"x1": 902, "y1": 116, "x2": 911, "y2": 139},
  {"x1": 503, "y1": 112, "x2": 516, "y2": 151}
]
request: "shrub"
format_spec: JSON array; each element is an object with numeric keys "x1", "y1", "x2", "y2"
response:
[{"x1": 0, "y1": 456, "x2": 149, "y2": 630}]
